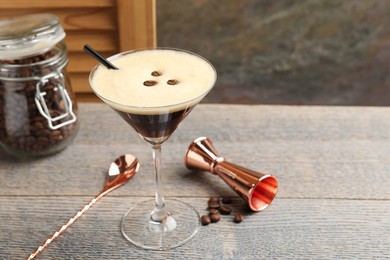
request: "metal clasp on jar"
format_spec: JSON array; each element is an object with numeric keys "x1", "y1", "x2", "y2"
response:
[{"x1": 35, "y1": 72, "x2": 77, "y2": 130}]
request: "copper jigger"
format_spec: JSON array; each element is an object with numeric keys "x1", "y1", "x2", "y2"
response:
[{"x1": 184, "y1": 137, "x2": 278, "y2": 212}]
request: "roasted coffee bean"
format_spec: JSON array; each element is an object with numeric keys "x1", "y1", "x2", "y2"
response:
[
  {"x1": 208, "y1": 202, "x2": 220, "y2": 209},
  {"x1": 143, "y1": 80, "x2": 158, "y2": 87},
  {"x1": 167, "y1": 79, "x2": 179, "y2": 85},
  {"x1": 34, "y1": 121, "x2": 44, "y2": 129},
  {"x1": 208, "y1": 196, "x2": 219, "y2": 203},
  {"x1": 50, "y1": 130, "x2": 61, "y2": 137},
  {"x1": 50, "y1": 130, "x2": 64, "y2": 141},
  {"x1": 209, "y1": 213, "x2": 221, "y2": 223},
  {"x1": 208, "y1": 208, "x2": 219, "y2": 214},
  {"x1": 151, "y1": 71, "x2": 162, "y2": 76},
  {"x1": 36, "y1": 129, "x2": 50, "y2": 137},
  {"x1": 233, "y1": 213, "x2": 244, "y2": 223},
  {"x1": 219, "y1": 205, "x2": 232, "y2": 215},
  {"x1": 51, "y1": 133, "x2": 64, "y2": 141},
  {"x1": 201, "y1": 215, "x2": 211, "y2": 226},
  {"x1": 221, "y1": 197, "x2": 233, "y2": 204}
]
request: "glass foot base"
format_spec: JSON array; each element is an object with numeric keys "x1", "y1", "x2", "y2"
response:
[{"x1": 121, "y1": 199, "x2": 200, "y2": 250}]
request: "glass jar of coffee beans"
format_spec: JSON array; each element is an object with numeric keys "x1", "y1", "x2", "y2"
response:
[{"x1": 0, "y1": 14, "x2": 79, "y2": 158}]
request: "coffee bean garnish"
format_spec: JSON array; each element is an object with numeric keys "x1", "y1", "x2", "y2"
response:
[
  {"x1": 209, "y1": 213, "x2": 221, "y2": 223},
  {"x1": 151, "y1": 71, "x2": 162, "y2": 77},
  {"x1": 233, "y1": 213, "x2": 244, "y2": 223},
  {"x1": 167, "y1": 79, "x2": 179, "y2": 85},
  {"x1": 201, "y1": 215, "x2": 211, "y2": 226},
  {"x1": 143, "y1": 80, "x2": 158, "y2": 87}
]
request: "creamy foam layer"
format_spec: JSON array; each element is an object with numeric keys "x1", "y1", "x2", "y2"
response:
[{"x1": 91, "y1": 49, "x2": 216, "y2": 114}]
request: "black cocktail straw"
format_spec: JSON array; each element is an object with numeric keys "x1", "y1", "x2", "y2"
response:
[{"x1": 83, "y1": 44, "x2": 118, "y2": 70}]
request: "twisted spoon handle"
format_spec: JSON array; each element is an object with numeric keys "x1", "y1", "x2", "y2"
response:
[{"x1": 27, "y1": 192, "x2": 104, "y2": 260}]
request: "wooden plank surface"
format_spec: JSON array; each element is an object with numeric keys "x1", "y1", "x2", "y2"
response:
[
  {"x1": 0, "y1": 103, "x2": 389, "y2": 259},
  {"x1": 1, "y1": 197, "x2": 388, "y2": 259}
]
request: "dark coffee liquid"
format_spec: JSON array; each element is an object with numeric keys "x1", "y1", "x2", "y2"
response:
[{"x1": 114, "y1": 106, "x2": 195, "y2": 139}]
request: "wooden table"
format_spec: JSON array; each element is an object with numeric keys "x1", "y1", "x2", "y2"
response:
[{"x1": 1, "y1": 103, "x2": 389, "y2": 259}]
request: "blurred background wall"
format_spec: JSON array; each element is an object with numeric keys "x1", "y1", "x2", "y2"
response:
[{"x1": 157, "y1": 0, "x2": 390, "y2": 105}]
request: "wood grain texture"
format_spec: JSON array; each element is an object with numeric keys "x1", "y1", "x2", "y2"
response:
[
  {"x1": 0, "y1": 197, "x2": 388, "y2": 259},
  {"x1": 0, "y1": 0, "x2": 115, "y2": 8},
  {"x1": 1, "y1": 104, "x2": 389, "y2": 259},
  {"x1": 117, "y1": 0, "x2": 156, "y2": 51},
  {"x1": 0, "y1": 8, "x2": 117, "y2": 30},
  {"x1": 68, "y1": 52, "x2": 116, "y2": 73}
]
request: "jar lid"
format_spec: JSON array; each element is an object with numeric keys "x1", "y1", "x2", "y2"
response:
[{"x1": 0, "y1": 13, "x2": 66, "y2": 59}]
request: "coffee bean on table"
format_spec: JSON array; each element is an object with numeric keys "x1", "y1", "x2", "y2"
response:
[
  {"x1": 201, "y1": 215, "x2": 211, "y2": 226},
  {"x1": 202, "y1": 196, "x2": 245, "y2": 226},
  {"x1": 208, "y1": 201, "x2": 220, "y2": 210},
  {"x1": 209, "y1": 213, "x2": 221, "y2": 223},
  {"x1": 208, "y1": 196, "x2": 219, "y2": 203},
  {"x1": 219, "y1": 205, "x2": 232, "y2": 215},
  {"x1": 233, "y1": 213, "x2": 244, "y2": 223},
  {"x1": 208, "y1": 208, "x2": 219, "y2": 214}
]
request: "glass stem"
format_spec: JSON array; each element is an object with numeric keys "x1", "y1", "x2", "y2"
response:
[{"x1": 151, "y1": 144, "x2": 168, "y2": 223}]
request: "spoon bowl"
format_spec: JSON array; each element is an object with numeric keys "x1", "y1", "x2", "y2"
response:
[{"x1": 104, "y1": 154, "x2": 140, "y2": 194}]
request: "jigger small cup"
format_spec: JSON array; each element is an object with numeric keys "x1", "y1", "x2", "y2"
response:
[{"x1": 184, "y1": 137, "x2": 278, "y2": 212}]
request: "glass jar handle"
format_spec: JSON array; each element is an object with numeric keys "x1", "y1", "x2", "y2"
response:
[{"x1": 34, "y1": 72, "x2": 77, "y2": 130}]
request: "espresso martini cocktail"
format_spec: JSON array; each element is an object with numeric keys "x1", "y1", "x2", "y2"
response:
[
  {"x1": 91, "y1": 48, "x2": 216, "y2": 144},
  {"x1": 89, "y1": 48, "x2": 216, "y2": 250}
]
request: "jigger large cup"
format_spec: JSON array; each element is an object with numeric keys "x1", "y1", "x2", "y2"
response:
[{"x1": 184, "y1": 137, "x2": 278, "y2": 212}]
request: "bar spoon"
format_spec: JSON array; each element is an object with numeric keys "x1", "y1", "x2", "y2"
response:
[{"x1": 27, "y1": 154, "x2": 140, "y2": 259}]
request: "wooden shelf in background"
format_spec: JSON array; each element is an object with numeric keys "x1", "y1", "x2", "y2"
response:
[
  {"x1": 75, "y1": 93, "x2": 101, "y2": 103},
  {"x1": 0, "y1": 0, "x2": 156, "y2": 95}
]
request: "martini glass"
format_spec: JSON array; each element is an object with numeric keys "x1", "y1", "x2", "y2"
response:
[{"x1": 89, "y1": 47, "x2": 216, "y2": 250}]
